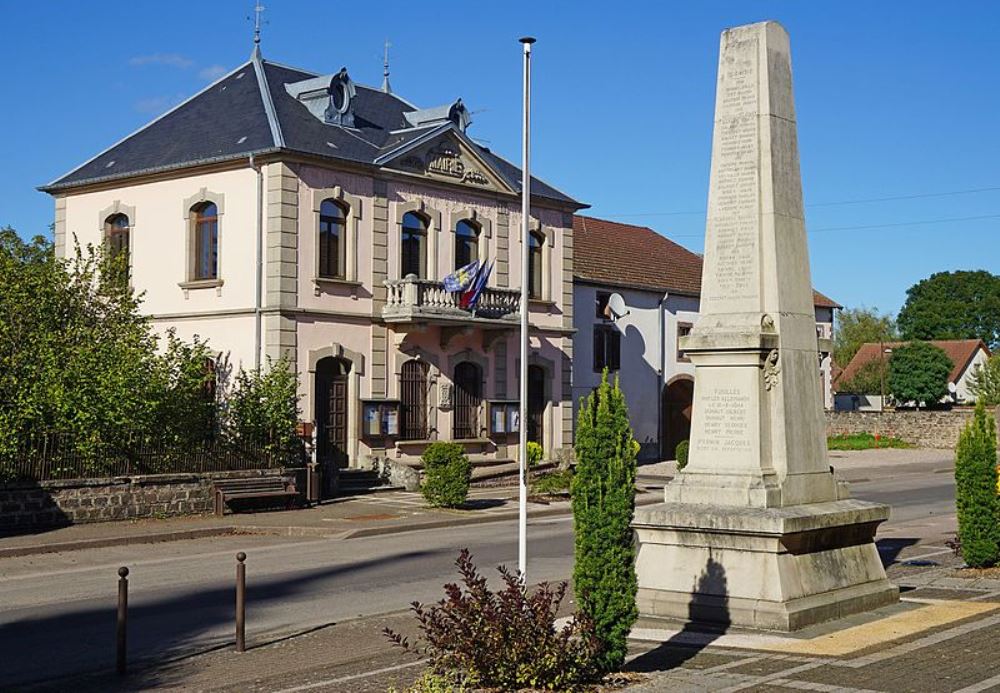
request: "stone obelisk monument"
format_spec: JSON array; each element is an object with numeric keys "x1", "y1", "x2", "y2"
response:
[{"x1": 633, "y1": 21, "x2": 898, "y2": 630}]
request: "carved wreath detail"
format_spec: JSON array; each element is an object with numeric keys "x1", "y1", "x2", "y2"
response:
[{"x1": 763, "y1": 349, "x2": 780, "y2": 391}]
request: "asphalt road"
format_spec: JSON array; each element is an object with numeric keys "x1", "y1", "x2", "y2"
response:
[{"x1": 0, "y1": 453, "x2": 957, "y2": 689}]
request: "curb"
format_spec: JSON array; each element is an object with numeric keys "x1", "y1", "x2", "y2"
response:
[
  {"x1": 0, "y1": 526, "x2": 239, "y2": 559},
  {"x1": 0, "y1": 493, "x2": 663, "y2": 558}
]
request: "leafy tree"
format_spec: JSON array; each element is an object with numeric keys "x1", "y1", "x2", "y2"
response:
[
  {"x1": 968, "y1": 354, "x2": 1000, "y2": 406},
  {"x1": 833, "y1": 306, "x2": 897, "y2": 368},
  {"x1": 572, "y1": 370, "x2": 638, "y2": 672},
  {"x1": 0, "y1": 229, "x2": 163, "y2": 460},
  {"x1": 223, "y1": 356, "x2": 301, "y2": 457},
  {"x1": 887, "y1": 341, "x2": 953, "y2": 407},
  {"x1": 898, "y1": 270, "x2": 1000, "y2": 350},
  {"x1": 1, "y1": 227, "x2": 294, "y2": 478},
  {"x1": 954, "y1": 401, "x2": 1000, "y2": 568},
  {"x1": 837, "y1": 358, "x2": 889, "y2": 395}
]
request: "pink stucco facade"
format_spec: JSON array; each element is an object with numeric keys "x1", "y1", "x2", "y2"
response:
[{"x1": 55, "y1": 151, "x2": 578, "y2": 471}]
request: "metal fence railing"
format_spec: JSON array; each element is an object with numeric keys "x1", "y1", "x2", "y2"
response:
[{"x1": 1, "y1": 432, "x2": 303, "y2": 483}]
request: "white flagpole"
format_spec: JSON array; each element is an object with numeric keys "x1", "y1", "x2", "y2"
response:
[{"x1": 518, "y1": 36, "x2": 535, "y2": 581}]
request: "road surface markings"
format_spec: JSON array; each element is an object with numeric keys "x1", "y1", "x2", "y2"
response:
[{"x1": 271, "y1": 659, "x2": 425, "y2": 692}]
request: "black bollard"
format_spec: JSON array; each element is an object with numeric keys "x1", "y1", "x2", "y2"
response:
[
  {"x1": 235, "y1": 552, "x2": 246, "y2": 652},
  {"x1": 116, "y1": 566, "x2": 129, "y2": 675}
]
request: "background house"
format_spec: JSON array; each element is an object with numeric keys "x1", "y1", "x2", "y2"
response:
[
  {"x1": 834, "y1": 339, "x2": 991, "y2": 410},
  {"x1": 571, "y1": 215, "x2": 840, "y2": 461},
  {"x1": 42, "y1": 48, "x2": 584, "y2": 482}
]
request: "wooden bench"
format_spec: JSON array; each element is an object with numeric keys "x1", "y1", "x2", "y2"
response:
[{"x1": 213, "y1": 477, "x2": 298, "y2": 516}]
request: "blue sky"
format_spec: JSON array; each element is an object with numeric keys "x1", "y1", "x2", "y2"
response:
[{"x1": 2, "y1": 1, "x2": 998, "y2": 315}]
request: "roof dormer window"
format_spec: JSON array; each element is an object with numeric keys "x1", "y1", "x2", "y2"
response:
[
  {"x1": 285, "y1": 67, "x2": 357, "y2": 128},
  {"x1": 325, "y1": 68, "x2": 356, "y2": 127}
]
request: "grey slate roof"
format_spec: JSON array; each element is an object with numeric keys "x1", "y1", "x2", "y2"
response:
[{"x1": 44, "y1": 55, "x2": 580, "y2": 207}]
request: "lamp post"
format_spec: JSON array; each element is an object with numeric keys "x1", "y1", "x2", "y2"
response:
[{"x1": 518, "y1": 35, "x2": 535, "y2": 581}]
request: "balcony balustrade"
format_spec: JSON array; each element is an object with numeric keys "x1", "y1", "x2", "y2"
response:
[{"x1": 383, "y1": 275, "x2": 521, "y2": 324}]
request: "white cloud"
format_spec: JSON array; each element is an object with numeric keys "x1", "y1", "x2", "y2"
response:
[
  {"x1": 198, "y1": 65, "x2": 228, "y2": 82},
  {"x1": 128, "y1": 53, "x2": 195, "y2": 69}
]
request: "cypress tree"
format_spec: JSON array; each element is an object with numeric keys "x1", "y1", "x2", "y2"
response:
[
  {"x1": 954, "y1": 400, "x2": 1000, "y2": 568},
  {"x1": 572, "y1": 370, "x2": 638, "y2": 672}
]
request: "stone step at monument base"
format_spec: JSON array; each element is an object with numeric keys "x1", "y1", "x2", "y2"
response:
[{"x1": 633, "y1": 499, "x2": 900, "y2": 632}]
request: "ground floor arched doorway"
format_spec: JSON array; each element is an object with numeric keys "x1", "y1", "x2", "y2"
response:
[
  {"x1": 527, "y1": 364, "x2": 546, "y2": 447},
  {"x1": 316, "y1": 356, "x2": 351, "y2": 470},
  {"x1": 661, "y1": 378, "x2": 694, "y2": 459},
  {"x1": 453, "y1": 361, "x2": 483, "y2": 439}
]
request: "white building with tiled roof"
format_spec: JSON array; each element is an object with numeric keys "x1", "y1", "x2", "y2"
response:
[{"x1": 572, "y1": 215, "x2": 840, "y2": 461}]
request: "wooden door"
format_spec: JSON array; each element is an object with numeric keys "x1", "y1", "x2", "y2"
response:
[
  {"x1": 316, "y1": 357, "x2": 351, "y2": 469},
  {"x1": 528, "y1": 365, "x2": 545, "y2": 446},
  {"x1": 452, "y1": 362, "x2": 482, "y2": 439}
]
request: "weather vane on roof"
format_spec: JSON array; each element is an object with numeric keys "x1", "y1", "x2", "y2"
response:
[{"x1": 249, "y1": 1, "x2": 266, "y2": 54}]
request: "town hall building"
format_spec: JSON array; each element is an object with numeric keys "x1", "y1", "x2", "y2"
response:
[{"x1": 42, "y1": 46, "x2": 584, "y2": 479}]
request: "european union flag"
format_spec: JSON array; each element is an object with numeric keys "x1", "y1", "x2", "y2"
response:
[{"x1": 443, "y1": 260, "x2": 480, "y2": 293}]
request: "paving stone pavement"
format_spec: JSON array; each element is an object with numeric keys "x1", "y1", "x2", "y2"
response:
[{"x1": 625, "y1": 545, "x2": 1000, "y2": 693}]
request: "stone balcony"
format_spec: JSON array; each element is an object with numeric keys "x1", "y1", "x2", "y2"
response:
[{"x1": 382, "y1": 275, "x2": 521, "y2": 325}]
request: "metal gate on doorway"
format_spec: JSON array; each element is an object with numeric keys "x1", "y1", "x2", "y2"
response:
[{"x1": 452, "y1": 361, "x2": 482, "y2": 439}]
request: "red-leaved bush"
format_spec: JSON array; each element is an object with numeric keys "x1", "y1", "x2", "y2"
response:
[{"x1": 384, "y1": 549, "x2": 603, "y2": 691}]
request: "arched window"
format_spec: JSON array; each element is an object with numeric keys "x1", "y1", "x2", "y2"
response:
[
  {"x1": 191, "y1": 202, "x2": 219, "y2": 280},
  {"x1": 454, "y1": 219, "x2": 479, "y2": 270},
  {"x1": 104, "y1": 213, "x2": 130, "y2": 272},
  {"x1": 528, "y1": 231, "x2": 544, "y2": 300},
  {"x1": 319, "y1": 199, "x2": 347, "y2": 279},
  {"x1": 401, "y1": 212, "x2": 427, "y2": 279},
  {"x1": 400, "y1": 360, "x2": 429, "y2": 440},
  {"x1": 453, "y1": 361, "x2": 483, "y2": 439}
]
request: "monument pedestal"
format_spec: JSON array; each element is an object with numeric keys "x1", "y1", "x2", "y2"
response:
[{"x1": 634, "y1": 500, "x2": 899, "y2": 631}]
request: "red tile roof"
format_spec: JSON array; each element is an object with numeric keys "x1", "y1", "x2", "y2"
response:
[
  {"x1": 835, "y1": 339, "x2": 991, "y2": 389},
  {"x1": 572, "y1": 215, "x2": 841, "y2": 308}
]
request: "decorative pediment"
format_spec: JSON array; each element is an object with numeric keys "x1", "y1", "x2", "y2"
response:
[{"x1": 381, "y1": 133, "x2": 515, "y2": 194}]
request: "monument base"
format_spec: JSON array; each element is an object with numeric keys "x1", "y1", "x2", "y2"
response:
[{"x1": 633, "y1": 499, "x2": 899, "y2": 631}]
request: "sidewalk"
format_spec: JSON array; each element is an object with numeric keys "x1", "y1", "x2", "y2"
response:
[
  {"x1": 0, "y1": 485, "x2": 661, "y2": 559},
  {"x1": 38, "y1": 541, "x2": 1000, "y2": 693}
]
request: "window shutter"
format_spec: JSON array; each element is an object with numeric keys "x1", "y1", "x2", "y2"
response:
[{"x1": 609, "y1": 329, "x2": 621, "y2": 371}]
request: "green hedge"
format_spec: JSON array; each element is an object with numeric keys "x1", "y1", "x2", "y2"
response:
[
  {"x1": 421, "y1": 442, "x2": 471, "y2": 508},
  {"x1": 954, "y1": 401, "x2": 1000, "y2": 568}
]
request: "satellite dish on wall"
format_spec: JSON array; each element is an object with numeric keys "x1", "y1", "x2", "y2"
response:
[{"x1": 607, "y1": 293, "x2": 630, "y2": 321}]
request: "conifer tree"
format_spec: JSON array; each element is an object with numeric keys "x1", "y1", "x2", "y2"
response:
[
  {"x1": 954, "y1": 400, "x2": 1000, "y2": 568},
  {"x1": 572, "y1": 370, "x2": 638, "y2": 672}
]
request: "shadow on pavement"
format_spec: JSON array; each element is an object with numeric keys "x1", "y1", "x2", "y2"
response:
[
  {"x1": 876, "y1": 537, "x2": 920, "y2": 568},
  {"x1": 628, "y1": 554, "x2": 730, "y2": 673},
  {"x1": 0, "y1": 548, "x2": 439, "y2": 691}
]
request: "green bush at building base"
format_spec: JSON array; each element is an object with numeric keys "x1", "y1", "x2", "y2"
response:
[
  {"x1": 421, "y1": 442, "x2": 471, "y2": 508},
  {"x1": 954, "y1": 401, "x2": 1000, "y2": 568},
  {"x1": 675, "y1": 440, "x2": 690, "y2": 470}
]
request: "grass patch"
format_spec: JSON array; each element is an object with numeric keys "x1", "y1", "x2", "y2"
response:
[
  {"x1": 827, "y1": 432, "x2": 911, "y2": 450},
  {"x1": 531, "y1": 468, "x2": 573, "y2": 495}
]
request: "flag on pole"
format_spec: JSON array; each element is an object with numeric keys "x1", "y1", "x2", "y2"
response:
[
  {"x1": 460, "y1": 259, "x2": 493, "y2": 310},
  {"x1": 443, "y1": 260, "x2": 480, "y2": 293}
]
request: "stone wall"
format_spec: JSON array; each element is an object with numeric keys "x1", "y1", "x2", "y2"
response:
[
  {"x1": 0, "y1": 470, "x2": 300, "y2": 532},
  {"x1": 825, "y1": 408, "x2": 1000, "y2": 449}
]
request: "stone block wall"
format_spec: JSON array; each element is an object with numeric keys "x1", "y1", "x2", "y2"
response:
[
  {"x1": 0, "y1": 470, "x2": 299, "y2": 532},
  {"x1": 825, "y1": 408, "x2": 1000, "y2": 449}
]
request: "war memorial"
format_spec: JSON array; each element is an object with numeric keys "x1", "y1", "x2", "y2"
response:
[{"x1": 633, "y1": 21, "x2": 899, "y2": 631}]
